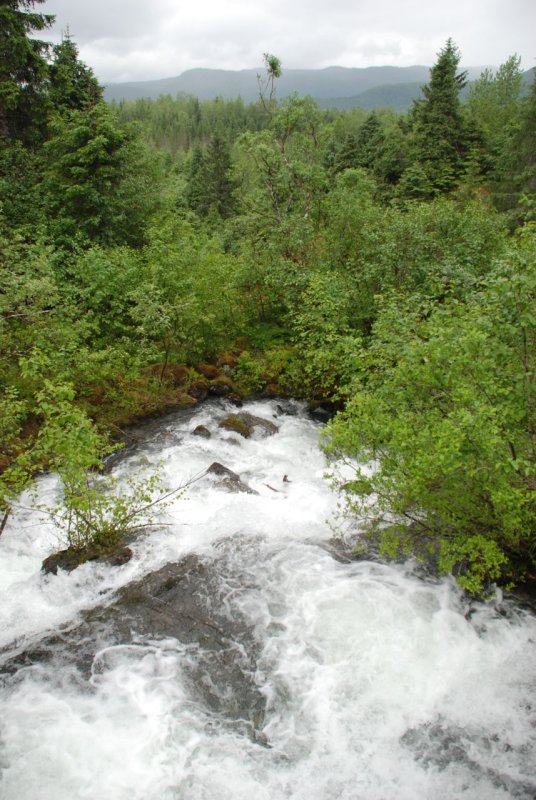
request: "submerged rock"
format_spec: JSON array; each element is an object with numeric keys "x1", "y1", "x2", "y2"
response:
[
  {"x1": 219, "y1": 412, "x2": 279, "y2": 439},
  {"x1": 6, "y1": 547, "x2": 267, "y2": 740},
  {"x1": 206, "y1": 462, "x2": 259, "y2": 495}
]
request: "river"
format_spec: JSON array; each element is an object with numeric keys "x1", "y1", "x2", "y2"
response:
[{"x1": 0, "y1": 399, "x2": 534, "y2": 799}]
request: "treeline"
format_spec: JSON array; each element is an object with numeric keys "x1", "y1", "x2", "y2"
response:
[{"x1": 0, "y1": 3, "x2": 534, "y2": 590}]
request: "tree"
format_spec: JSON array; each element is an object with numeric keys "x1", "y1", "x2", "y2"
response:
[
  {"x1": 409, "y1": 39, "x2": 470, "y2": 194},
  {"x1": 204, "y1": 134, "x2": 235, "y2": 217},
  {"x1": 467, "y1": 56, "x2": 523, "y2": 153},
  {"x1": 0, "y1": 0, "x2": 53, "y2": 144},
  {"x1": 42, "y1": 103, "x2": 164, "y2": 247},
  {"x1": 494, "y1": 70, "x2": 536, "y2": 222},
  {"x1": 333, "y1": 132, "x2": 360, "y2": 173},
  {"x1": 185, "y1": 144, "x2": 207, "y2": 213},
  {"x1": 186, "y1": 136, "x2": 235, "y2": 218},
  {"x1": 324, "y1": 227, "x2": 536, "y2": 593},
  {"x1": 48, "y1": 31, "x2": 103, "y2": 113},
  {"x1": 356, "y1": 112, "x2": 385, "y2": 170},
  {"x1": 467, "y1": 56, "x2": 525, "y2": 208},
  {"x1": 258, "y1": 52, "x2": 282, "y2": 111}
]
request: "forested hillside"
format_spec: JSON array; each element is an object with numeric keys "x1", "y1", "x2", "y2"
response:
[{"x1": 1, "y1": 2, "x2": 535, "y2": 592}]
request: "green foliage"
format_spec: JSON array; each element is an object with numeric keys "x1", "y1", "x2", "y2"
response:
[
  {"x1": 289, "y1": 271, "x2": 363, "y2": 400},
  {"x1": 233, "y1": 351, "x2": 266, "y2": 394},
  {"x1": 258, "y1": 53, "x2": 282, "y2": 110},
  {"x1": 46, "y1": 466, "x2": 164, "y2": 554},
  {"x1": 42, "y1": 103, "x2": 164, "y2": 247},
  {"x1": 132, "y1": 215, "x2": 246, "y2": 362},
  {"x1": 0, "y1": 0, "x2": 52, "y2": 144},
  {"x1": 324, "y1": 228, "x2": 536, "y2": 592},
  {"x1": 495, "y1": 71, "x2": 536, "y2": 223},
  {"x1": 6, "y1": 382, "x2": 165, "y2": 553},
  {"x1": 408, "y1": 39, "x2": 470, "y2": 194},
  {"x1": 48, "y1": 33, "x2": 102, "y2": 113},
  {"x1": 186, "y1": 135, "x2": 235, "y2": 219}
]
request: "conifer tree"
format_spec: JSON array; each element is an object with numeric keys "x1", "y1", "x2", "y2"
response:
[
  {"x1": 0, "y1": 0, "x2": 53, "y2": 143},
  {"x1": 49, "y1": 32, "x2": 103, "y2": 113},
  {"x1": 410, "y1": 39, "x2": 470, "y2": 193},
  {"x1": 333, "y1": 132, "x2": 360, "y2": 173},
  {"x1": 356, "y1": 112, "x2": 385, "y2": 170},
  {"x1": 205, "y1": 134, "x2": 235, "y2": 218},
  {"x1": 185, "y1": 145, "x2": 208, "y2": 213},
  {"x1": 186, "y1": 136, "x2": 235, "y2": 218}
]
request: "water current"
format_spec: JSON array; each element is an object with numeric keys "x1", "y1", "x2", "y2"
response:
[{"x1": 0, "y1": 399, "x2": 534, "y2": 800}]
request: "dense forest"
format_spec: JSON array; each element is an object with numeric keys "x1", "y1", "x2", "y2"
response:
[{"x1": 1, "y1": 0, "x2": 535, "y2": 593}]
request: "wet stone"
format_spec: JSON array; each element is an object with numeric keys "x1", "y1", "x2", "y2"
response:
[
  {"x1": 206, "y1": 462, "x2": 259, "y2": 495},
  {"x1": 219, "y1": 412, "x2": 279, "y2": 439},
  {"x1": 193, "y1": 424, "x2": 211, "y2": 439},
  {"x1": 42, "y1": 544, "x2": 133, "y2": 575},
  {"x1": 2, "y1": 550, "x2": 267, "y2": 739}
]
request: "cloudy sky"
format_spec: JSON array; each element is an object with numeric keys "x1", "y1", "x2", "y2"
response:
[{"x1": 39, "y1": 0, "x2": 536, "y2": 84}]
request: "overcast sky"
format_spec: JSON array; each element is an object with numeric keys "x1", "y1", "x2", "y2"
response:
[{"x1": 39, "y1": 0, "x2": 536, "y2": 84}]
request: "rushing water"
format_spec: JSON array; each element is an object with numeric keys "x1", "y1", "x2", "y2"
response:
[{"x1": 0, "y1": 399, "x2": 534, "y2": 800}]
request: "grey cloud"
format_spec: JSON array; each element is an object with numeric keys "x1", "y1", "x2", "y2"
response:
[{"x1": 40, "y1": 0, "x2": 536, "y2": 83}]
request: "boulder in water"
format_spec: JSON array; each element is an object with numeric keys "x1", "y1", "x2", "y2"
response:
[
  {"x1": 219, "y1": 412, "x2": 278, "y2": 438},
  {"x1": 193, "y1": 424, "x2": 211, "y2": 439},
  {"x1": 207, "y1": 462, "x2": 259, "y2": 495}
]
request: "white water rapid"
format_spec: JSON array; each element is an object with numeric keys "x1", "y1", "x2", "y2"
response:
[{"x1": 0, "y1": 399, "x2": 534, "y2": 800}]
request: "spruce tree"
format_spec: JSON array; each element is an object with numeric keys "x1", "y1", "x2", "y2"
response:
[
  {"x1": 356, "y1": 112, "x2": 385, "y2": 170},
  {"x1": 49, "y1": 32, "x2": 103, "y2": 113},
  {"x1": 410, "y1": 39, "x2": 469, "y2": 193},
  {"x1": 0, "y1": 0, "x2": 53, "y2": 144},
  {"x1": 205, "y1": 134, "x2": 235, "y2": 218},
  {"x1": 333, "y1": 132, "x2": 360, "y2": 174},
  {"x1": 185, "y1": 145, "x2": 209, "y2": 214},
  {"x1": 186, "y1": 136, "x2": 235, "y2": 218}
]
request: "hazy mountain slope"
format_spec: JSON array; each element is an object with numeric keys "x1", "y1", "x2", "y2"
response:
[{"x1": 104, "y1": 65, "x2": 532, "y2": 110}]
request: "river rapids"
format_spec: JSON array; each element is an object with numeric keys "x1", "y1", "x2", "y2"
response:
[{"x1": 0, "y1": 399, "x2": 534, "y2": 800}]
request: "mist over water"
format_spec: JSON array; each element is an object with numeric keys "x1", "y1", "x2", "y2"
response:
[{"x1": 1, "y1": 400, "x2": 534, "y2": 800}]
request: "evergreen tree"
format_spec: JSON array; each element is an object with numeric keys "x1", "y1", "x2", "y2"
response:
[
  {"x1": 49, "y1": 31, "x2": 103, "y2": 113},
  {"x1": 410, "y1": 39, "x2": 470, "y2": 193},
  {"x1": 186, "y1": 136, "x2": 235, "y2": 218},
  {"x1": 0, "y1": 0, "x2": 53, "y2": 144},
  {"x1": 356, "y1": 112, "x2": 385, "y2": 170},
  {"x1": 42, "y1": 104, "x2": 163, "y2": 247},
  {"x1": 185, "y1": 144, "x2": 208, "y2": 213},
  {"x1": 333, "y1": 132, "x2": 360, "y2": 174},
  {"x1": 467, "y1": 56, "x2": 524, "y2": 202},
  {"x1": 205, "y1": 134, "x2": 235, "y2": 218},
  {"x1": 515, "y1": 72, "x2": 536, "y2": 203}
]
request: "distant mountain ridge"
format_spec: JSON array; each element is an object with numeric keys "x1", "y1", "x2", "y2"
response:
[{"x1": 104, "y1": 65, "x2": 534, "y2": 110}]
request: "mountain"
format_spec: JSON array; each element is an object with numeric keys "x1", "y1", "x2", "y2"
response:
[{"x1": 104, "y1": 65, "x2": 533, "y2": 111}]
